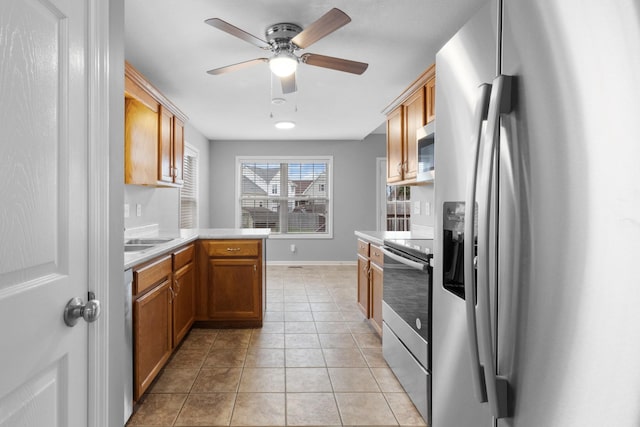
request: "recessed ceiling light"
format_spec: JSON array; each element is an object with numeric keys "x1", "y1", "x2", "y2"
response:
[
  {"x1": 271, "y1": 97, "x2": 286, "y2": 105},
  {"x1": 275, "y1": 121, "x2": 295, "y2": 129}
]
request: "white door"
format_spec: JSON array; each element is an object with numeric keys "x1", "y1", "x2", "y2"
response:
[{"x1": 0, "y1": 0, "x2": 91, "y2": 425}]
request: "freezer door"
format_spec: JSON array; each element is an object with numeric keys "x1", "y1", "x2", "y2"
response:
[
  {"x1": 432, "y1": 1, "x2": 498, "y2": 426},
  {"x1": 498, "y1": 1, "x2": 640, "y2": 426}
]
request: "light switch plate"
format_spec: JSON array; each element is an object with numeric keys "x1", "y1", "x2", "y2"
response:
[
  {"x1": 124, "y1": 204, "x2": 130, "y2": 218},
  {"x1": 425, "y1": 202, "x2": 431, "y2": 216},
  {"x1": 413, "y1": 201, "x2": 421, "y2": 215},
  {"x1": 136, "y1": 204, "x2": 142, "y2": 217}
]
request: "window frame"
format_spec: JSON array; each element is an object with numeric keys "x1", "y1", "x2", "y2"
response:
[
  {"x1": 180, "y1": 143, "x2": 199, "y2": 229},
  {"x1": 235, "y1": 155, "x2": 334, "y2": 239}
]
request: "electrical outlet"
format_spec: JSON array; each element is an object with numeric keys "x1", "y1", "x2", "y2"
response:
[
  {"x1": 124, "y1": 204, "x2": 130, "y2": 218},
  {"x1": 136, "y1": 204, "x2": 142, "y2": 217}
]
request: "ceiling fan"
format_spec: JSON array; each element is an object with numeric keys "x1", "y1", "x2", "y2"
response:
[{"x1": 205, "y1": 8, "x2": 369, "y2": 94}]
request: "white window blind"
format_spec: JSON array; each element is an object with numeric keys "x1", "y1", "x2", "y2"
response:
[
  {"x1": 237, "y1": 157, "x2": 333, "y2": 238},
  {"x1": 180, "y1": 146, "x2": 198, "y2": 228}
]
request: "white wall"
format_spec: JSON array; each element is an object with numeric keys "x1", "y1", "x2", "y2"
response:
[
  {"x1": 209, "y1": 134, "x2": 386, "y2": 263},
  {"x1": 123, "y1": 122, "x2": 210, "y2": 230}
]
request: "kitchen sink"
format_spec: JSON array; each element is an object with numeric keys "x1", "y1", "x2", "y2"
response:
[
  {"x1": 124, "y1": 244, "x2": 154, "y2": 252},
  {"x1": 125, "y1": 238, "x2": 173, "y2": 245}
]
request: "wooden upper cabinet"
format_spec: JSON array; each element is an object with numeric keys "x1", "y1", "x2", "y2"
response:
[
  {"x1": 173, "y1": 117, "x2": 184, "y2": 185},
  {"x1": 403, "y1": 87, "x2": 426, "y2": 181},
  {"x1": 383, "y1": 63, "x2": 435, "y2": 185},
  {"x1": 386, "y1": 106, "x2": 404, "y2": 184},
  {"x1": 158, "y1": 106, "x2": 185, "y2": 186},
  {"x1": 124, "y1": 98, "x2": 158, "y2": 185},
  {"x1": 125, "y1": 61, "x2": 187, "y2": 187},
  {"x1": 425, "y1": 76, "x2": 436, "y2": 123},
  {"x1": 158, "y1": 105, "x2": 174, "y2": 184}
]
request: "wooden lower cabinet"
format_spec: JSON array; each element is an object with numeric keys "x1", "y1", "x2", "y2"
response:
[
  {"x1": 132, "y1": 244, "x2": 195, "y2": 401},
  {"x1": 172, "y1": 246, "x2": 195, "y2": 345},
  {"x1": 208, "y1": 258, "x2": 260, "y2": 321},
  {"x1": 355, "y1": 239, "x2": 384, "y2": 335},
  {"x1": 370, "y1": 262, "x2": 384, "y2": 334},
  {"x1": 196, "y1": 239, "x2": 264, "y2": 327},
  {"x1": 133, "y1": 279, "x2": 172, "y2": 400},
  {"x1": 357, "y1": 254, "x2": 370, "y2": 317}
]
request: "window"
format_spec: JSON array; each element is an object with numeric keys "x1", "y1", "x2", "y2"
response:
[
  {"x1": 237, "y1": 156, "x2": 333, "y2": 238},
  {"x1": 180, "y1": 145, "x2": 198, "y2": 228},
  {"x1": 386, "y1": 185, "x2": 410, "y2": 231},
  {"x1": 377, "y1": 158, "x2": 410, "y2": 231}
]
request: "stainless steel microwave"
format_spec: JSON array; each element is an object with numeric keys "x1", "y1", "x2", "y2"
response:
[{"x1": 416, "y1": 121, "x2": 435, "y2": 183}]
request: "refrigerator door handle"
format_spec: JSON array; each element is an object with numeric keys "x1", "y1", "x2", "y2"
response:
[
  {"x1": 464, "y1": 83, "x2": 492, "y2": 404},
  {"x1": 477, "y1": 74, "x2": 513, "y2": 419}
]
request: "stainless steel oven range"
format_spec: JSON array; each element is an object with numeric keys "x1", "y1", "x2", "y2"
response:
[{"x1": 381, "y1": 238, "x2": 433, "y2": 424}]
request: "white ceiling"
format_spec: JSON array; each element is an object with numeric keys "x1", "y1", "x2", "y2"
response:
[{"x1": 125, "y1": 0, "x2": 486, "y2": 141}]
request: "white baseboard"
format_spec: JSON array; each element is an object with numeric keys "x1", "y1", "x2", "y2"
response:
[{"x1": 267, "y1": 260, "x2": 357, "y2": 266}]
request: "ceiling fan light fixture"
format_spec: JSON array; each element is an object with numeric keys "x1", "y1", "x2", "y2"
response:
[
  {"x1": 275, "y1": 120, "x2": 296, "y2": 129},
  {"x1": 269, "y1": 52, "x2": 298, "y2": 77}
]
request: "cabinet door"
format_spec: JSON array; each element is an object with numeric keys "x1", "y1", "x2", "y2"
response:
[
  {"x1": 403, "y1": 87, "x2": 426, "y2": 180},
  {"x1": 173, "y1": 117, "x2": 184, "y2": 185},
  {"x1": 172, "y1": 262, "x2": 195, "y2": 346},
  {"x1": 208, "y1": 258, "x2": 261, "y2": 321},
  {"x1": 386, "y1": 106, "x2": 404, "y2": 183},
  {"x1": 133, "y1": 280, "x2": 172, "y2": 400},
  {"x1": 125, "y1": 97, "x2": 158, "y2": 185},
  {"x1": 357, "y1": 254, "x2": 370, "y2": 317},
  {"x1": 370, "y1": 262, "x2": 384, "y2": 334},
  {"x1": 158, "y1": 105, "x2": 174, "y2": 184},
  {"x1": 425, "y1": 77, "x2": 436, "y2": 123}
]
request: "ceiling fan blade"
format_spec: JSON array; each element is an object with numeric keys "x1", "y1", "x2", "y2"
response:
[
  {"x1": 291, "y1": 8, "x2": 351, "y2": 49},
  {"x1": 281, "y1": 74, "x2": 297, "y2": 94},
  {"x1": 205, "y1": 18, "x2": 271, "y2": 49},
  {"x1": 301, "y1": 53, "x2": 368, "y2": 75},
  {"x1": 206, "y1": 58, "x2": 268, "y2": 75}
]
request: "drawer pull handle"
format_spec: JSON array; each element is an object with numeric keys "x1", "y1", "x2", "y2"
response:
[{"x1": 226, "y1": 248, "x2": 241, "y2": 252}]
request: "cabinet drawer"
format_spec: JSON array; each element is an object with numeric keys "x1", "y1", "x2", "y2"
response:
[
  {"x1": 205, "y1": 240, "x2": 259, "y2": 257},
  {"x1": 134, "y1": 255, "x2": 172, "y2": 296},
  {"x1": 357, "y1": 239, "x2": 370, "y2": 257},
  {"x1": 173, "y1": 244, "x2": 194, "y2": 270},
  {"x1": 370, "y1": 244, "x2": 384, "y2": 267}
]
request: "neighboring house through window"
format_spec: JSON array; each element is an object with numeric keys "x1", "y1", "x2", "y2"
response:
[
  {"x1": 237, "y1": 156, "x2": 333, "y2": 238},
  {"x1": 180, "y1": 144, "x2": 198, "y2": 228}
]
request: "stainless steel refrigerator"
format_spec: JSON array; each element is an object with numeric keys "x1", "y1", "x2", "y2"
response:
[{"x1": 432, "y1": 0, "x2": 640, "y2": 426}]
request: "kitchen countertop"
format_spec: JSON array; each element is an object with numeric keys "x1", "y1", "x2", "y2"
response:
[
  {"x1": 124, "y1": 228, "x2": 270, "y2": 269},
  {"x1": 354, "y1": 230, "x2": 410, "y2": 246},
  {"x1": 354, "y1": 228, "x2": 434, "y2": 246}
]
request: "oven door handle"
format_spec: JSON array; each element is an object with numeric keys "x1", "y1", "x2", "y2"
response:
[
  {"x1": 464, "y1": 82, "x2": 491, "y2": 405},
  {"x1": 380, "y1": 247, "x2": 426, "y2": 271}
]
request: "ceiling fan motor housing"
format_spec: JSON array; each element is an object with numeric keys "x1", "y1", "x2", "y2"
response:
[{"x1": 266, "y1": 23, "x2": 302, "y2": 52}]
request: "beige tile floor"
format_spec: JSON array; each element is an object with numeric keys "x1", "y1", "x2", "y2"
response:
[{"x1": 126, "y1": 264, "x2": 427, "y2": 426}]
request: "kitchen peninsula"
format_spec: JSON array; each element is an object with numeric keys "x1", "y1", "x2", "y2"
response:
[{"x1": 124, "y1": 228, "x2": 269, "y2": 402}]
